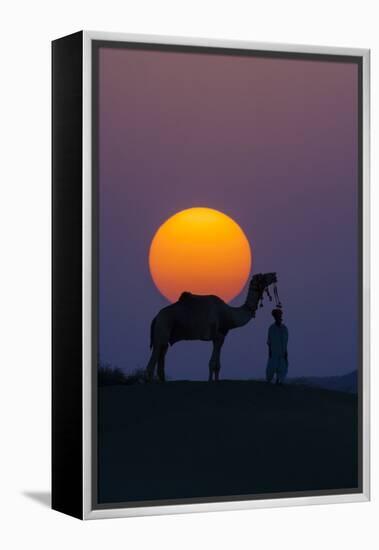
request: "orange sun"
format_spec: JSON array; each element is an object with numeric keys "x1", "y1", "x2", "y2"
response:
[{"x1": 148, "y1": 207, "x2": 252, "y2": 303}]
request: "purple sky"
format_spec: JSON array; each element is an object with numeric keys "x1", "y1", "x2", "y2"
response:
[{"x1": 98, "y1": 45, "x2": 359, "y2": 379}]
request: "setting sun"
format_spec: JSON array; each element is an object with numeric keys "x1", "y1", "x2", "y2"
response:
[{"x1": 148, "y1": 207, "x2": 252, "y2": 302}]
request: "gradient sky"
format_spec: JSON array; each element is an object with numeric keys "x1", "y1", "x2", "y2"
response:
[{"x1": 98, "y1": 45, "x2": 359, "y2": 379}]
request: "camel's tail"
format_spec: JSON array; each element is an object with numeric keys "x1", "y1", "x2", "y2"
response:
[{"x1": 150, "y1": 317, "x2": 156, "y2": 349}]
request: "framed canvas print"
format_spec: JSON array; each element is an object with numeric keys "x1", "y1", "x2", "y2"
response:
[{"x1": 52, "y1": 31, "x2": 370, "y2": 520}]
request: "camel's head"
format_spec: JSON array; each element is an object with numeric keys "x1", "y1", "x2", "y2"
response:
[
  {"x1": 246, "y1": 273, "x2": 278, "y2": 315},
  {"x1": 251, "y1": 272, "x2": 277, "y2": 292}
]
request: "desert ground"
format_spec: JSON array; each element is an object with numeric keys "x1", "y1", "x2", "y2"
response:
[{"x1": 98, "y1": 380, "x2": 359, "y2": 505}]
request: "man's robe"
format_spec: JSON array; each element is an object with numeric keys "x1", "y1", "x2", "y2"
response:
[{"x1": 266, "y1": 323, "x2": 289, "y2": 382}]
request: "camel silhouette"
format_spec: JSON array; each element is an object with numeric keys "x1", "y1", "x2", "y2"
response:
[{"x1": 146, "y1": 272, "x2": 277, "y2": 382}]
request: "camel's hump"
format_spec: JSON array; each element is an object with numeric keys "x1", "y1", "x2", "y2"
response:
[
  {"x1": 178, "y1": 291, "x2": 224, "y2": 304},
  {"x1": 179, "y1": 291, "x2": 193, "y2": 301}
]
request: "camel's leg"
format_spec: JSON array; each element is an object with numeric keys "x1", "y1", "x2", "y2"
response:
[
  {"x1": 208, "y1": 343, "x2": 217, "y2": 381},
  {"x1": 209, "y1": 336, "x2": 225, "y2": 382},
  {"x1": 157, "y1": 345, "x2": 168, "y2": 383},
  {"x1": 146, "y1": 347, "x2": 160, "y2": 382},
  {"x1": 208, "y1": 365, "x2": 214, "y2": 382}
]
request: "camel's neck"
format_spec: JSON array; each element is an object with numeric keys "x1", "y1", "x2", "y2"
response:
[
  {"x1": 228, "y1": 284, "x2": 262, "y2": 329},
  {"x1": 244, "y1": 282, "x2": 262, "y2": 315},
  {"x1": 228, "y1": 304, "x2": 254, "y2": 329}
]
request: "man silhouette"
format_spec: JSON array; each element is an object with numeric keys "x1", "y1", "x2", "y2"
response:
[{"x1": 266, "y1": 308, "x2": 288, "y2": 385}]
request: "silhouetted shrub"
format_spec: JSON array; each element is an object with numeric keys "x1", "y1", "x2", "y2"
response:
[
  {"x1": 98, "y1": 365, "x2": 127, "y2": 386},
  {"x1": 98, "y1": 365, "x2": 147, "y2": 386},
  {"x1": 124, "y1": 368, "x2": 147, "y2": 385}
]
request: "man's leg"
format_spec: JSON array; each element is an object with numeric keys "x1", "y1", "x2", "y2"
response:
[
  {"x1": 266, "y1": 362, "x2": 274, "y2": 383},
  {"x1": 277, "y1": 359, "x2": 288, "y2": 385}
]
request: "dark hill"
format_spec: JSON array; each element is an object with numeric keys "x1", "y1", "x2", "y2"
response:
[
  {"x1": 289, "y1": 371, "x2": 357, "y2": 393},
  {"x1": 98, "y1": 380, "x2": 359, "y2": 505}
]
